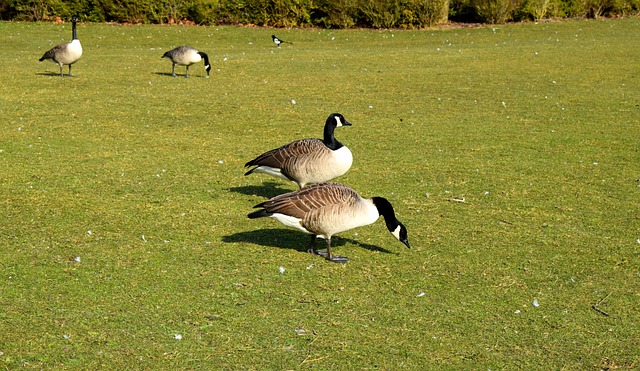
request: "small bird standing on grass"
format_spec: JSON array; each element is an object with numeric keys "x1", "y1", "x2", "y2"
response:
[
  {"x1": 39, "y1": 15, "x2": 83, "y2": 77},
  {"x1": 161, "y1": 46, "x2": 211, "y2": 78},
  {"x1": 272, "y1": 35, "x2": 291, "y2": 47}
]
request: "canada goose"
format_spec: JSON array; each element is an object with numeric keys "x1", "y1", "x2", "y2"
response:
[
  {"x1": 244, "y1": 113, "x2": 352, "y2": 188},
  {"x1": 161, "y1": 46, "x2": 211, "y2": 77},
  {"x1": 39, "y1": 15, "x2": 83, "y2": 77},
  {"x1": 271, "y1": 35, "x2": 291, "y2": 47},
  {"x1": 248, "y1": 182, "x2": 410, "y2": 263}
]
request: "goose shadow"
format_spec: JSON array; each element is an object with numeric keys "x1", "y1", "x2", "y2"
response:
[
  {"x1": 227, "y1": 182, "x2": 294, "y2": 200},
  {"x1": 222, "y1": 228, "x2": 395, "y2": 256},
  {"x1": 153, "y1": 71, "x2": 208, "y2": 78},
  {"x1": 36, "y1": 72, "x2": 73, "y2": 77}
]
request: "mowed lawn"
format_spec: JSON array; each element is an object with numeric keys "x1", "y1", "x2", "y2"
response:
[{"x1": 0, "y1": 17, "x2": 639, "y2": 369}]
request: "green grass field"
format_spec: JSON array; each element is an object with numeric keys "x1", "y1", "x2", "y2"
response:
[{"x1": 1, "y1": 18, "x2": 639, "y2": 369}]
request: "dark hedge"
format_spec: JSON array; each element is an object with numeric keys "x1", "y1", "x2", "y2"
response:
[{"x1": 1, "y1": 0, "x2": 638, "y2": 25}]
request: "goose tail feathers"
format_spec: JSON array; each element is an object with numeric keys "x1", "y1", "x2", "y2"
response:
[{"x1": 248, "y1": 209, "x2": 271, "y2": 219}]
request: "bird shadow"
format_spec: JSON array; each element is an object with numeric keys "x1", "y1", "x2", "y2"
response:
[
  {"x1": 227, "y1": 182, "x2": 294, "y2": 200},
  {"x1": 153, "y1": 72, "x2": 180, "y2": 77},
  {"x1": 36, "y1": 72, "x2": 70, "y2": 77},
  {"x1": 153, "y1": 72, "x2": 208, "y2": 78},
  {"x1": 222, "y1": 228, "x2": 395, "y2": 256}
]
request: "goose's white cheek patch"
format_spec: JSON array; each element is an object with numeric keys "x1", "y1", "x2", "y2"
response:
[
  {"x1": 335, "y1": 116, "x2": 343, "y2": 127},
  {"x1": 391, "y1": 225, "x2": 402, "y2": 240}
]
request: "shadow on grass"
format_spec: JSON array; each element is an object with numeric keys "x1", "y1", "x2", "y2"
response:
[
  {"x1": 227, "y1": 182, "x2": 294, "y2": 200},
  {"x1": 153, "y1": 72, "x2": 209, "y2": 78},
  {"x1": 36, "y1": 72, "x2": 71, "y2": 77},
  {"x1": 222, "y1": 228, "x2": 395, "y2": 256}
]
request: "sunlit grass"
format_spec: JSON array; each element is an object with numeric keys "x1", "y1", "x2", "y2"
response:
[{"x1": 1, "y1": 18, "x2": 639, "y2": 368}]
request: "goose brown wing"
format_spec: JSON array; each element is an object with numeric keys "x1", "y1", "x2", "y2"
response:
[
  {"x1": 258, "y1": 183, "x2": 358, "y2": 219},
  {"x1": 40, "y1": 43, "x2": 65, "y2": 61},
  {"x1": 245, "y1": 138, "x2": 325, "y2": 169}
]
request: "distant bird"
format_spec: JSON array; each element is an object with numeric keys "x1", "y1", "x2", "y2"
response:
[
  {"x1": 244, "y1": 113, "x2": 353, "y2": 188},
  {"x1": 272, "y1": 35, "x2": 291, "y2": 47},
  {"x1": 248, "y1": 182, "x2": 410, "y2": 263},
  {"x1": 39, "y1": 15, "x2": 83, "y2": 77},
  {"x1": 161, "y1": 46, "x2": 211, "y2": 78}
]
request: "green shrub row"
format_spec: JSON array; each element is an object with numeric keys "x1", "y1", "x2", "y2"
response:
[
  {"x1": 1, "y1": 0, "x2": 638, "y2": 25},
  {"x1": 454, "y1": 0, "x2": 640, "y2": 22}
]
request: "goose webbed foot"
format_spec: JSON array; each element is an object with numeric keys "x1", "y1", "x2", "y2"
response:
[
  {"x1": 308, "y1": 236, "x2": 349, "y2": 263},
  {"x1": 307, "y1": 248, "x2": 349, "y2": 263}
]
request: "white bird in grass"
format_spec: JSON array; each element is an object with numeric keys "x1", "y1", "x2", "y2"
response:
[
  {"x1": 161, "y1": 46, "x2": 211, "y2": 78},
  {"x1": 39, "y1": 15, "x2": 83, "y2": 77},
  {"x1": 244, "y1": 113, "x2": 353, "y2": 188},
  {"x1": 248, "y1": 182, "x2": 410, "y2": 263}
]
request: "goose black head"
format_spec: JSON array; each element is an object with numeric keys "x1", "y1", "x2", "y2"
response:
[
  {"x1": 392, "y1": 221, "x2": 411, "y2": 249},
  {"x1": 197, "y1": 51, "x2": 211, "y2": 77},
  {"x1": 323, "y1": 113, "x2": 351, "y2": 149},
  {"x1": 327, "y1": 113, "x2": 352, "y2": 128},
  {"x1": 372, "y1": 197, "x2": 410, "y2": 249},
  {"x1": 71, "y1": 15, "x2": 80, "y2": 40}
]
